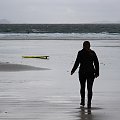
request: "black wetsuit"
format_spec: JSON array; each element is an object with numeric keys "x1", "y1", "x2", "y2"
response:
[{"x1": 71, "y1": 49, "x2": 99, "y2": 104}]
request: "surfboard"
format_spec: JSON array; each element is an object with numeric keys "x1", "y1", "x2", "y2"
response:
[{"x1": 22, "y1": 56, "x2": 49, "y2": 59}]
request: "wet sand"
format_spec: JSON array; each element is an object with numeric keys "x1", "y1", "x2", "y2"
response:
[
  {"x1": 0, "y1": 62, "x2": 49, "y2": 71},
  {"x1": 0, "y1": 40, "x2": 120, "y2": 120}
]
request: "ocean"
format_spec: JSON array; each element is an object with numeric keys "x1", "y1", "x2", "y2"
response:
[{"x1": 0, "y1": 24, "x2": 120, "y2": 40}]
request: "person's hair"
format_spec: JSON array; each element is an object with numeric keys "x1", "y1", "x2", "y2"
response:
[{"x1": 83, "y1": 41, "x2": 90, "y2": 49}]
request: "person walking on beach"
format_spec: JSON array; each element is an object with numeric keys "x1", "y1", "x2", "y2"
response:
[{"x1": 71, "y1": 41, "x2": 99, "y2": 109}]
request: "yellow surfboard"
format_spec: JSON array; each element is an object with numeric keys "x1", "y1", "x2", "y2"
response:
[{"x1": 22, "y1": 56, "x2": 49, "y2": 59}]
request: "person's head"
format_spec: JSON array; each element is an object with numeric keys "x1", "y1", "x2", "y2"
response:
[{"x1": 83, "y1": 41, "x2": 90, "y2": 51}]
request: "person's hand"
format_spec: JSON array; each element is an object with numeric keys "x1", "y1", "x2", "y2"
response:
[
  {"x1": 71, "y1": 71, "x2": 74, "y2": 75},
  {"x1": 95, "y1": 74, "x2": 99, "y2": 78}
]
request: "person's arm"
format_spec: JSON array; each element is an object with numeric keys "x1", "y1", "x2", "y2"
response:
[
  {"x1": 93, "y1": 52, "x2": 99, "y2": 78},
  {"x1": 71, "y1": 52, "x2": 80, "y2": 75}
]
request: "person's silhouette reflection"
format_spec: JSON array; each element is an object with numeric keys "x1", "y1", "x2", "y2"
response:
[{"x1": 78, "y1": 107, "x2": 93, "y2": 120}]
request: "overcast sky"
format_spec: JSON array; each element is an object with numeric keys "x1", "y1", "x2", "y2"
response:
[{"x1": 0, "y1": 0, "x2": 120, "y2": 23}]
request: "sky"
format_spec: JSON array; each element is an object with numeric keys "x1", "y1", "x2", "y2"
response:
[{"x1": 0, "y1": 0, "x2": 120, "y2": 24}]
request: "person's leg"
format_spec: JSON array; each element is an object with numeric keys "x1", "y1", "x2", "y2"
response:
[
  {"x1": 79, "y1": 74, "x2": 86, "y2": 106},
  {"x1": 87, "y1": 77, "x2": 94, "y2": 108}
]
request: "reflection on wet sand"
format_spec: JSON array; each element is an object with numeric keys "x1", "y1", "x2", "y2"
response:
[
  {"x1": 75, "y1": 107, "x2": 93, "y2": 120},
  {"x1": 74, "y1": 106, "x2": 103, "y2": 120}
]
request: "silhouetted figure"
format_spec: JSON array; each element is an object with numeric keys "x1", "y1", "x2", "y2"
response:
[{"x1": 71, "y1": 41, "x2": 99, "y2": 109}]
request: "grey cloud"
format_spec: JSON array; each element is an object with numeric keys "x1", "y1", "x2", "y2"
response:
[{"x1": 0, "y1": 0, "x2": 120, "y2": 23}]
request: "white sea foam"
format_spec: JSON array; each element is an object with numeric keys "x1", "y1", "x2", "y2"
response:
[{"x1": 0, "y1": 33, "x2": 120, "y2": 40}]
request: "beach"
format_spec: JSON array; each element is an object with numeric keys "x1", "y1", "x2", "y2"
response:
[{"x1": 0, "y1": 39, "x2": 120, "y2": 120}]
